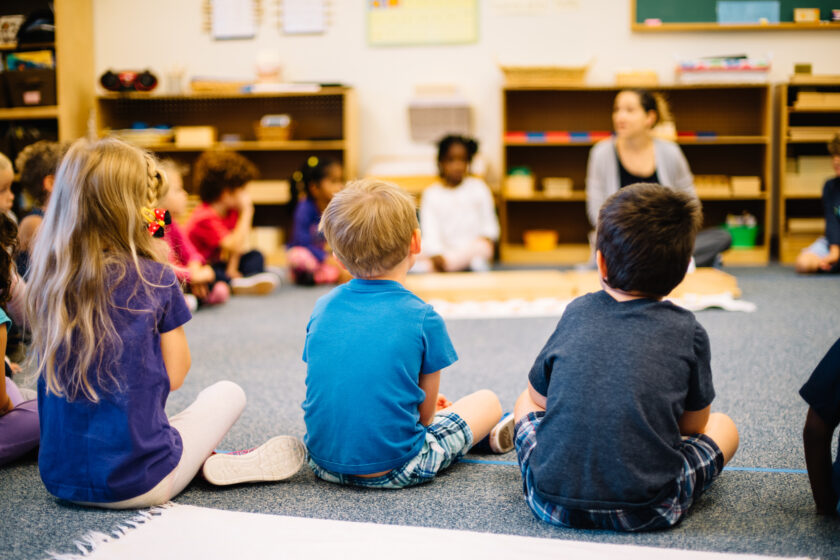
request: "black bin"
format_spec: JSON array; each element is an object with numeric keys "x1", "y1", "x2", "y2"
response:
[{"x1": 5, "y1": 69, "x2": 56, "y2": 107}]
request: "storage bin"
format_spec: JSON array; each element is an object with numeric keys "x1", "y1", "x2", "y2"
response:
[
  {"x1": 523, "y1": 230, "x2": 558, "y2": 251},
  {"x1": 724, "y1": 225, "x2": 758, "y2": 248},
  {"x1": 4, "y1": 69, "x2": 56, "y2": 106}
]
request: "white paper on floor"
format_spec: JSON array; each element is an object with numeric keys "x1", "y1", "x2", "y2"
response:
[
  {"x1": 428, "y1": 292, "x2": 756, "y2": 319},
  {"x1": 49, "y1": 503, "x2": 805, "y2": 560}
]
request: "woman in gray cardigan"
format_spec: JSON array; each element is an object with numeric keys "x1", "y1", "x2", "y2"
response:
[{"x1": 585, "y1": 89, "x2": 730, "y2": 267}]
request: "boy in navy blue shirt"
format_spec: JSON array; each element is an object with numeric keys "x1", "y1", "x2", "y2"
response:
[
  {"x1": 801, "y1": 338, "x2": 840, "y2": 515},
  {"x1": 795, "y1": 134, "x2": 840, "y2": 274},
  {"x1": 513, "y1": 183, "x2": 739, "y2": 531},
  {"x1": 302, "y1": 179, "x2": 512, "y2": 488}
]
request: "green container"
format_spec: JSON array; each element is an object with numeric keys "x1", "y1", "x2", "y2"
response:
[{"x1": 724, "y1": 225, "x2": 758, "y2": 248}]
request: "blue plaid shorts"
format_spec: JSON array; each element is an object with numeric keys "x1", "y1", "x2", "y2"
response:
[
  {"x1": 309, "y1": 412, "x2": 473, "y2": 489},
  {"x1": 515, "y1": 411, "x2": 724, "y2": 532}
]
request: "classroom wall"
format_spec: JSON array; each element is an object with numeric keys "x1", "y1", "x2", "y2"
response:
[{"x1": 93, "y1": 0, "x2": 840, "y2": 183}]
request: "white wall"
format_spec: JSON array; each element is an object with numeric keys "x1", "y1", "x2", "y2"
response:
[{"x1": 94, "y1": 0, "x2": 840, "y2": 182}]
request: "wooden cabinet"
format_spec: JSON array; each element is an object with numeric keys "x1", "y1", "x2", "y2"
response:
[
  {"x1": 0, "y1": 0, "x2": 94, "y2": 143},
  {"x1": 777, "y1": 77, "x2": 840, "y2": 263},
  {"x1": 95, "y1": 88, "x2": 357, "y2": 241},
  {"x1": 500, "y1": 84, "x2": 772, "y2": 265}
]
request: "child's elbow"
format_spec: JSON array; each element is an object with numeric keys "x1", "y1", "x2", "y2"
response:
[{"x1": 803, "y1": 409, "x2": 831, "y2": 444}]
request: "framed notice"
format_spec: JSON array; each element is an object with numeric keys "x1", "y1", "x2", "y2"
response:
[{"x1": 367, "y1": 0, "x2": 478, "y2": 46}]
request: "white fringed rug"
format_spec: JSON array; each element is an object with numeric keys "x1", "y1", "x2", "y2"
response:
[{"x1": 49, "y1": 504, "x2": 802, "y2": 560}]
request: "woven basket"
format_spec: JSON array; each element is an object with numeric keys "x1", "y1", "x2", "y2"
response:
[{"x1": 501, "y1": 65, "x2": 588, "y2": 87}]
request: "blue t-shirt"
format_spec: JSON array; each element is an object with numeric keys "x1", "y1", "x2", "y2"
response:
[
  {"x1": 38, "y1": 259, "x2": 192, "y2": 503},
  {"x1": 800, "y1": 337, "x2": 840, "y2": 502},
  {"x1": 302, "y1": 279, "x2": 458, "y2": 474},
  {"x1": 528, "y1": 290, "x2": 715, "y2": 509},
  {"x1": 289, "y1": 198, "x2": 326, "y2": 261}
]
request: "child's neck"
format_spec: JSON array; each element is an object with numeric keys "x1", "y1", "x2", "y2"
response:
[
  {"x1": 601, "y1": 281, "x2": 660, "y2": 302},
  {"x1": 363, "y1": 256, "x2": 412, "y2": 284}
]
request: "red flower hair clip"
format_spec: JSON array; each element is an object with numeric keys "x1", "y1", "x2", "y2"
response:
[{"x1": 141, "y1": 207, "x2": 171, "y2": 238}]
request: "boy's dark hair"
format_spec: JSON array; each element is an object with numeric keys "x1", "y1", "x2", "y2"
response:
[
  {"x1": 292, "y1": 155, "x2": 339, "y2": 198},
  {"x1": 829, "y1": 134, "x2": 840, "y2": 157},
  {"x1": 193, "y1": 150, "x2": 258, "y2": 203},
  {"x1": 0, "y1": 213, "x2": 17, "y2": 306},
  {"x1": 596, "y1": 183, "x2": 702, "y2": 298},
  {"x1": 437, "y1": 134, "x2": 478, "y2": 164},
  {"x1": 15, "y1": 140, "x2": 66, "y2": 206}
]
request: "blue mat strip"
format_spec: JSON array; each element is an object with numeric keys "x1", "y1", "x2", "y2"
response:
[{"x1": 459, "y1": 458, "x2": 807, "y2": 473}]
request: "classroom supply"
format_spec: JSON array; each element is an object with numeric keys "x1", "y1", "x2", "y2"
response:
[
  {"x1": 542, "y1": 177, "x2": 574, "y2": 197},
  {"x1": 500, "y1": 64, "x2": 588, "y2": 87},
  {"x1": 5, "y1": 50, "x2": 54, "y2": 70},
  {"x1": 504, "y1": 168, "x2": 534, "y2": 198},
  {"x1": 615, "y1": 69, "x2": 659, "y2": 87},
  {"x1": 717, "y1": 1, "x2": 780, "y2": 24},
  {"x1": 523, "y1": 230, "x2": 558, "y2": 251},
  {"x1": 793, "y1": 8, "x2": 820, "y2": 22},
  {"x1": 255, "y1": 114, "x2": 293, "y2": 141},
  {"x1": 694, "y1": 175, "x2": 732, "y2": 196},
  {"x1": 174, "y1": 126, "x2": 217, "y2": 148},
  {"x1": 725, "y1": 213, "x2": 759, "y2": 248},
  {"x1": 676, "y1": 57, "x2": 770, "y2": 83},
  {"x1": 408, "y1": 85, "x2": 471, "y2": 143},
  {"x1": 4, "y1": 69, "x2": 56, "y2": 107},
  {"x1": 0, "y1": 15, "x2": 25, "y2": 44},
  {"x1": 787, "y1": 217, "x2": 825, "y2": 234},
  {"x1": 100, "y1": 69, "x2": 158, "y2": 92},
  {"x1": 730, "y1": 176, "x2": 762, "y2": 195}
]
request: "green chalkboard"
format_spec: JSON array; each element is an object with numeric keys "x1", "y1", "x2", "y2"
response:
[{"x1": 634, "y1": 0, "x2": 839, "y2": 26}]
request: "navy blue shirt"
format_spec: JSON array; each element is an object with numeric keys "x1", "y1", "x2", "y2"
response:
[
  {"x1": 302, "y1": 279, "x2": 458, "y2": 474},
  {"x1": 528, "y1": 290, "x2": 715, "y2": 509},
  {"x1": 289, "y1": 198, "x2": 326, "y2": 261},
  {"x1": 38, "y1": 259, "x2": 191, "y2": 503},
  {"x1": 799, "y1": 337, "x2": 840, "y2": 501}
]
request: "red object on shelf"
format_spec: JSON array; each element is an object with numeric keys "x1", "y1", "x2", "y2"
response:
[
  {"x1": 505, "y1": 131, "x2": 527, "y2": 142},
  {"x1": 545, "y1": 131, "x2": 570, "y2": 142}
]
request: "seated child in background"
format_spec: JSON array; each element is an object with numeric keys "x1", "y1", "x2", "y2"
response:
[
  {"x1": 185, "y1": 150, "x2": 278, "y2": 295},
  {"x1": 303, "y1": 179, "x2": 514, "y2": 489},
  {"x1": 800, "y1": 338, "x2": 840, "y2": 516},
  {"x1": 0, "y1": 213, "x2": 38, "y2": 466},
  {"x1": 414, "y1": 134, "x2": 499, "y2": 273},
  {"x1": 796, "y1": 134, "x2": 840, "y2": 274},
  {"x1": 287, "y1": 156, "x2": 349, "y2": 285},
  {"x1": 158, "y1": 160, "x2": 229, "y2": 309},
  {"x1": 29, "y1": 138, "x2": 304, "y2": 509},
  {"x1": 513, "y1": 183, "x2": 739, "y2": 531},
  {"x1": 14, "y1": 141, "x2": 65, "y2": 277},
  {"x1": 0, "y1": 153, "x2": 15, "y2": 223}
]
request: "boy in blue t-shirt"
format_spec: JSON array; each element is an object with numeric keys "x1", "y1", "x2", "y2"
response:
[
  {"x1": 302, "y1": 179, "x2": 511, "y2": 488},
  {"x1": 801, "y1": 338, "x2": 840, "y2": 515},
  {"x1": 514, "y1": 183, "x2": 739, "y2": 531}
]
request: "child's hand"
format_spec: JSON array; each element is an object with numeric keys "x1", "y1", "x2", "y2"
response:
[
  {"x1": 431, "y1": 255, "x2": 446, "y2": 273},
  {"x1": 8, "y1": 361, "x2": 21, "y2": 375},
  {"x1": 190, "y1": 263, "x2": 215, "y2": 284},
  {"x1": 235, "y1": 189, "x2": 254, "y2": 213},
  {"x1": 436, "y1": 393, "x2": 452, "y2": 411}
]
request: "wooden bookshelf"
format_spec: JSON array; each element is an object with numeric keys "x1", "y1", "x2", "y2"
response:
[
  {"x1": 0, "y1": 0, "x2": 94, "y2": 142},
  {"x1": 95, "y1": 88, "x2": 358, "y2": 243},
  {"x1": 777, "y1": 79, "x2": 840, "y2": 263},
  {"x1": 500, "y1": 84, "x2": 773, "y2": 265}
]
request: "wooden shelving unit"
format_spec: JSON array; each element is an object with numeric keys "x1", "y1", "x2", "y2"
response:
[
  {"x1": 0, "y1": 0, "x2": 94, "y2": 143},
  {"x1": 500, "y1": 84, "x2": 773, "y2": 265},
  {"x1": 95, "y1": 88, "x2": 358, "y2": 243},
  {"x1": 777, "y1": 77, "x2": 840, "y2": 263}
]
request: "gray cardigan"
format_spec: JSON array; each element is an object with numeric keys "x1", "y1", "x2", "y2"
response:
[{"x1": 585, "y1": 137, "x2": 695, "y2": 227}]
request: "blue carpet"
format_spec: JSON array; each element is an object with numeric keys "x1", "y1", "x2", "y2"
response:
[{"x1": 2, "y1": 265, "x2": 840, "y2": 558}]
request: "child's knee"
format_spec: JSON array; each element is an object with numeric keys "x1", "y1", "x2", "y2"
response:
[{"x1": 205, "y1": 380, "x2": 247, "y2": 409}]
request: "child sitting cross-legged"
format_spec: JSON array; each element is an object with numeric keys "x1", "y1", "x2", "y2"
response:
[
  {"x1": 303, "y1": 179, "x2": 513, "y2": 489},
  {"x1": 513, "y1": 182, "x2": 739, "y2": 531}
]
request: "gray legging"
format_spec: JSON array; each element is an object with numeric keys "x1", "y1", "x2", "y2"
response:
[{"x1": 694, "y1": 229, "x2": 733, "y2": 268}]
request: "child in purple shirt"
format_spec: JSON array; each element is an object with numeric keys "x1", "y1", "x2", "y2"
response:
[
  {"x1": 287, "y1": 156, "x2": 349, "y2": 285},
  {"x1": 28, "y1": 138, "x2": 304, "y2": 508}
]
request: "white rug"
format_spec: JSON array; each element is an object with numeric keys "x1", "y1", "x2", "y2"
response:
[
  {"x1": 428, "y1": 293, "x2": 756, "y2": 320},
  {"x1": 49, "y1": 503, "x2": 803, "y2": 560}
]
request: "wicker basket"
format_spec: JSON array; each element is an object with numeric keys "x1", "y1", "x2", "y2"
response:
[{"x1": 501, "y1": 65, "x2": 588, "y2": 87}]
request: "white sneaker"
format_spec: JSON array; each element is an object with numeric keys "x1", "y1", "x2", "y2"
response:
[
  {"x1": 184, "y1": 293, "x2": 199, "y2": 312},
  {"x1": 230, "y1": 272, "x2": 280, "y2": 295},
  {"x1": 202, "y1": 436, "x2": 306, "y2": 486},
  {"x1": 469, "y1": 256, "x2": 491, "y2": 272},
  {"x1": 488, "y1": 412, "x2": 515, "y2": 453}
]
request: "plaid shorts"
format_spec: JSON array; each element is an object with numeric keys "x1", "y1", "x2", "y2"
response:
[
  {"x1": 515, "y1": 411, "x2": 724, "y2": 532},
  {"x1": 309, "y1": 412, "x2": 473, "y2": 489}
]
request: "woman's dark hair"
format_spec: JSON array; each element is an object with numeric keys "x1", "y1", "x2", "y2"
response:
[
  {"x1": 437, "y1": 134, "x2": 478, "y2": 164},
  {"x1": 193, "y1": 150, "x2": 258, "y2": 203},
  {"x1": 596, "y1": 183, "x2": 702, "y2": 298},
  {"x1": 622, "y1": 89, "x2": 660, "y2": 126},
  {"x1": 0, "y1": 213, "x2": 17, "y2": 306},
  {"x1": 292, "y1": 155, "x2": 339, "y2": 199}
]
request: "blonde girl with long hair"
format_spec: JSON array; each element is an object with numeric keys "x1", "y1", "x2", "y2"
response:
[{"x1": 28, "y1": 138, "x2": 304, "y2": 508}]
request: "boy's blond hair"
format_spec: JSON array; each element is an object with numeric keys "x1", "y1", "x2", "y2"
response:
[{"x1": 320, "y1": 179, "x2": 418, "y2": 278}]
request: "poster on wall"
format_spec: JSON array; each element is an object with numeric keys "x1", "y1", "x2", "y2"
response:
[{"x1": 367, "y1": 0, "x2": 478, "y2": 46}]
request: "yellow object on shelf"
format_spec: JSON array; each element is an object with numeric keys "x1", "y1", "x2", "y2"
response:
[
  {"x1": 542, "y1": 177, "x2": 573, "y2": 197},
  {"x1": 505, "y1": 174, "x2": 535, "y2": 198},
  {"x1": 523, "y1": 230, "x2": 559, "y2": 252},
  {"x1": 500, "y1": 65, "x2": 588, "y2": 87},
  {"x1": 730, "y1": 176, "x2": 761, "y2": 195},
  {"x1": 615, "y1": 69, "x2": 659, "y2": 87},
  {"x1": 174, "y1": 126, "x2": 216, "y2": 148}
]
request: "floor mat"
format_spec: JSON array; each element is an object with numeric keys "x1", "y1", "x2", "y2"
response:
[{"x1": 50, "y1": 503, "x2": 806, "y2": 560}]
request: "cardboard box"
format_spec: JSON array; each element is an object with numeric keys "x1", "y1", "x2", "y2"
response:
[
  {"x1": 505, "y1": 174, "x2": 534, "y2": 198},
  {"x1": 174, "y1": 126, "x2": 216, "y2": 148},
  {"x1": 787, "y1": 217, "x2": 825, "y2": 234},
  {"x1": 798, "y1": 156, "x2": 833, "y2": 175}
]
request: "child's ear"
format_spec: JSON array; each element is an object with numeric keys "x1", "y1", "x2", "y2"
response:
[
  {"x1": 409, "y1": 228, "x2": 422, "y2": 256},
  {"x1": 43, "y1": 175, "x2": 55, "y2": 194},
  {"x1": 596, "y1": 249, "x2": 608, "y2": 281}
]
